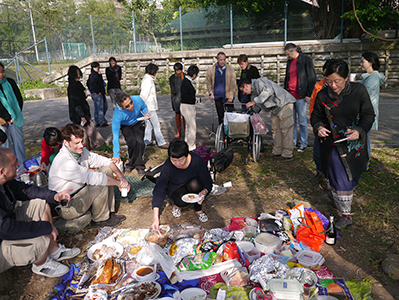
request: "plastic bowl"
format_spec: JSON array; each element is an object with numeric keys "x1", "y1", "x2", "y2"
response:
[{"x1": 145, "y1": 231, "x2": 168, "y2": 247}]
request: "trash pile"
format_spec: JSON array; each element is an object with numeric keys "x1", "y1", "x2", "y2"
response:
[{"x1": 49, "y1": 203, "x2": 371, "y2": 300}]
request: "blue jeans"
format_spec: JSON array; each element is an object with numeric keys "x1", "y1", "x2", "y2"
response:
[
  {"x1": 313, "y1": 136, "x2": 323, "y2": 174},
  {"x1": 144, "y1": 110, "x2": 166, "y2": 146},
  {"x1": 0, "y1": 123, "x2": 26, "y2": 166},
  {"x1": 91, "y1": 93, "x2": 108, "y2": 125},
  {"x1": 293, "y1": 98, "x2": 308, "y2": 147}
]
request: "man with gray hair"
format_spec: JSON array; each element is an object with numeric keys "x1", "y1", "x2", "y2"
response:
[
  {"x1": 240, "y1": 78, "x2": 296, "y2": 162},
  {"x1": 0, "y1": 147, "x2": 80, "y2": 278},
  {"x1": 206, "y1": 52, "x2": 237, "y2": 124}
]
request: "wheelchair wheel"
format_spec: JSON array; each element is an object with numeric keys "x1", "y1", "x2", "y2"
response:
[
  {"x1": 252, "y1": 133, "x2": 261, "y2": 162},
  {"x1": 215, "y1": 124, "x2": 225, "y2": 152}
]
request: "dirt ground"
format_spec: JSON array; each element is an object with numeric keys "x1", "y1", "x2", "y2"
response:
[{"x1": 0, "y1": 145, "x2": 398, "y2": 300}]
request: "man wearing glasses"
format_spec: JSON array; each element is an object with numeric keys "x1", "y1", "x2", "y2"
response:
[{"x1": 112, "y1": 92, "x2": 150, "y2": 175}]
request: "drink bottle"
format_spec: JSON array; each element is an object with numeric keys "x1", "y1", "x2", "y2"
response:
[{"x1": 325, "y1": 213, "x2": 337, "y2": 245}]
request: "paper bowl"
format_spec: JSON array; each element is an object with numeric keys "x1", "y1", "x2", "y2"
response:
[{"x1": 134, "y1": 266, "x2": 156, "y2": 282}]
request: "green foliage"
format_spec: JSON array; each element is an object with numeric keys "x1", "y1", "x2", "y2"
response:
[
  {"x1": 79, "y1": 0, "x2": 117, "y2": 17},
  {"x1": 343, "y1": 0, "x2": 399, "y2": 36},
  {"x1": 157, "y1": 71, "x2": 171, "y2": 94},
  {"x1": 19, "y1": 79, "x2": 57, "y2": 100}
]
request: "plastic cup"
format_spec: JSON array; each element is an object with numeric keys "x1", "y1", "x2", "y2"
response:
[
  {"x1": 349, "y1": 73, "x2": 356, "y2": 82},
  {"x1": 20, "y1": 173, "x2": 30, "y2": 184},
  {"x1": 121, "y1": 188, "x2": 128, "y2": 197}
]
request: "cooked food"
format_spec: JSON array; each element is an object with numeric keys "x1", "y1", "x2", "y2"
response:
[
  {"x1": 92, "y1": 244, "x2": 117, "y2": 260},
  {"x1": 129, "y1": 245, "x2": 142, "y2": 255},
  {"x1": 118, "y1": 282, "x2": 159, "y2": 300},
  {"x1": 91, "y1": 258, "x2": 121, "y2": 285},
  {"x1": 188, "y1": 195, "x2": 197, "y2": 201}
]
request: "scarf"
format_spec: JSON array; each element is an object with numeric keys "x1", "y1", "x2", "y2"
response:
[
  {"x1": 216, "y1": 63, "x2": 226, "y2": 76},
  {"x1": 0, "y1": 76, "x2": 24, "y2": 127},
  {"x1": 108, "y1": 64, "x2": 121, "y2": 80},
  {"x1": 175, "y1": 72, "x2": 184, "y2": 81}
]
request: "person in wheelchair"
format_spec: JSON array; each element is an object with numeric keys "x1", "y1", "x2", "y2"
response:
[
  {"x1": 239, "y1": 78, "x2": 296, "y2": 162},
  {"x1": 151, "y1": 139, "x2": 213, "y2": 231}
]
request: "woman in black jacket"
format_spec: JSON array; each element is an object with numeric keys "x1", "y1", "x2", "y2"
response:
[
  {"x1": 237, "y1": 54, "x2": 260, "y2": 109},
  {"x1": 67, "y1": 65, "x2": 91, "y2": 126},
  {"x1": 0, "y1": 62, "x2": 26, "y2": 166},
  {"x1": 87, "y1": 62, "x2": 108, "y2": 127},
  {"x1": 311, "y1": 60, "x2": 375, "y2": 230}
]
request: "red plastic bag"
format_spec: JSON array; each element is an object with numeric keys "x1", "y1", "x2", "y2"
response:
[
  {"x1": 250, "y1": 113, "x2": 268, "y2": 135},
  {"x1": 296, "y1": 211, "x2": 325, "y2": 252}
]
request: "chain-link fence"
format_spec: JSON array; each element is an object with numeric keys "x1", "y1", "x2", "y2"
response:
[{"x1": 0, "y1": 0, "x2": 341, "y2": 64}]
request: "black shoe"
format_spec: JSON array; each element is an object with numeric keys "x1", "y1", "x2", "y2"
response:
[
  {"x1": 136, "y1": 168, "x2": 145, "y2": 176},
  {"x1": 91, "y1": 214, "x2": 123, "y2": 228},
  {"x1": 310, "y1": 172, "x2": 324, "y2": 182},
  {"x1": 125, "y1": 166, "x2": 134, "y2": 173},
  {"x1": 100, "y1": 123, "x2": 109, "y2": 127},
  {"x1": 95, "y1": 123, "x2": 101, "y2": 127},
  {"x1": 274, "y1": 156, "x2": 294, "y2": 162},
  {"x1": 111, "y1": 213, "x2": 126, "y2": 221},
  {"x1": 297, "y1": 146, "x2": 307, "y2": 152}
]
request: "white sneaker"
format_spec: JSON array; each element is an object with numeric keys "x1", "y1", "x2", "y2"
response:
[
  {"x1": 48, "y1": 244, "x2": 81, "y2": 261},
  {"x1": 32, "y1": 257, "x2": 70, "y2": 277}
]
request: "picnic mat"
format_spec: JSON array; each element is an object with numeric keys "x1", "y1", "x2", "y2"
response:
[{"x1": 114, "y1": 175, "x2": 155, "y2": 202}]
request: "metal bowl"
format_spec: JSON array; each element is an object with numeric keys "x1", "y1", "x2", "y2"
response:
[{"x1": 286, "y1": 267, "x2": 318, "y2": 287}]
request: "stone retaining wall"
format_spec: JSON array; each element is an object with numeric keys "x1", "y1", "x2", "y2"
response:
[{"x1": 43, "y1": 39, "x2": 399, "y2": 93}]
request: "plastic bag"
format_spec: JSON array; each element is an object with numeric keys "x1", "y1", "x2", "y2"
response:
[
  {"x1": 345, "y1": 279, "x2": 373, "y2": 300},
  {"x1": 250, "y1": 113, "x2": 268, "y2": 135},
  {"x1": 209, "y1": 282, "x2": 250, "y2": 300},
  {"x1": 295, "y1": 211, "x2": 325, "y2": 252},
  {"x1": 193, "y1": 142, "x2": 216, "y2": 164}
]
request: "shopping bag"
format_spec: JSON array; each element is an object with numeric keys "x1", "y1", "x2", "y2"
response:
[
  {"x1": 296, "y1": 210, "x2": 325, "y2": 252},
  {"x1": 250, "y1": 113, "x2": 268, "y2": 135}
]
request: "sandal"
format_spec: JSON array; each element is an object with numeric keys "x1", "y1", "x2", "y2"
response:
[
  {"x1": 172, "y1": 207, "x2": 181, "y2": 218},
  {"x1": 195, "y1": 211, "x2": 208, "y2": 223}
]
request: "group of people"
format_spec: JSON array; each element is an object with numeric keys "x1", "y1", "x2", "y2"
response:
[{"x1": 0, "y1": 47, "x2": 385, "y2": 279}]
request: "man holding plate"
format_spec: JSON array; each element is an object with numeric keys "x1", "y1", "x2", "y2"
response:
[{"x1": 151, "y1": 139, "x2": 212, "y2": 231}]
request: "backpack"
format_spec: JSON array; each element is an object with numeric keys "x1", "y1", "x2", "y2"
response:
[
  {"x1": 141, "y1": 162, "x2": 164, "y2": 183},
  {"x1": 213, "y1": 147, "x2": 234, "y2": 173},
  {"x1": 295, "y1": 210, "x2": 326, "y2": 252}
]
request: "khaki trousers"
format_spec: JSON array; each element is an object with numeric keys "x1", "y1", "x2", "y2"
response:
[
  {"x1": 271, "y1": 103, "x2": 294, "y2": 158},
  {"x1": 57, "y1": 166, "x2": 115, "y2": 222},
  {"x1": 180, "y1": 103, "x2": 197, "y2": 151},
  {"x1": 0, "y1": 199, "x2": 50, "y2": 273}
]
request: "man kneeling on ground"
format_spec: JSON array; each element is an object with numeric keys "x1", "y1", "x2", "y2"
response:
[
  {"x1": 49, "y1": 124, "x2": 130, "y2": 228},
  {"x1": 239, "y1": 78, "x2": 296, "y2": 162},
  {"x1": 0, "y1": 147, "x2": 80, "y2": 277}
]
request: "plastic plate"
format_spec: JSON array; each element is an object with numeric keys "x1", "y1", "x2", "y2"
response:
[
  {"x1": 87, "y1": 241, "x2": 124, "y2": 261},
  {"x1": 137, "y1": 116, "x2": 150, "y2": 121},
  {"x1": 180, "y1": 288, "x2": 206, "y2": 300},
  {"x1": 181, "y1": 193, "x2": 201, "y2": 203}
]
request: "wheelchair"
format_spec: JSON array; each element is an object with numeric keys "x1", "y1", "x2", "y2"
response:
[{"x1": 214, "y1": 103, "x2": 261, "y2": 163}]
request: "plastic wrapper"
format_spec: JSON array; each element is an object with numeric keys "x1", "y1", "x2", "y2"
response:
[
  {"x1": 286, "y1": 203, "x2": 305, "y2": 235},
  {"x1": 221, "y1": 266, "x2": 249, "y2": 287},
  {"x1": 168, "y1": 223, "x2": 205, "y2": 241},
  {"x1": 86, "y1": 227, "x2": 115, "y2": 250},
  {"x1": 204, "y1": 228, "x2": 234, "y2": 243},
  {"x1": 77, "y1": 258, "x2": 125, "y2": 293},
  {"x1": 177, "y1": 251, "x2": 219, "y2": 271},
  {"x1": 168, "y1": 238, "x2": 199, "y2": 264},
  {"x1": 195, "y1": 241, "x2": 222, "y2": 253},
  {"x1": 248, "y1": 254, "x2": 290, "y2": 290},
  {"x1": 223, "y1": 242, "x2": 240, "y2": 261},
  {"x1": 258, "y1": 219, "x2": 284, "y2": 234}
]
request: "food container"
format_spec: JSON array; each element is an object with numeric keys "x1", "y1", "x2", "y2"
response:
[
  {"x1": 295, "y1": 250, "x2": 325, "y2": 270},
  {"x1": 269, "y1": 278, "x2": 303, "y2": 300},
  {"x1": 134, "y1": 265, "x2": 156, "y2": 282},
  {"x1": 254, "y1": 232, "x2": 281, "y2": 254},
  {"x1": 236, "y1": 241, "x2": 260, "y2": 263},
  {"x1": 145, "y1": 231, "x2": 168, "y2": 247}
]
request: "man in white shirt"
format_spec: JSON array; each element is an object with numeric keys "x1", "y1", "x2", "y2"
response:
[{"x1": 49, "y1": 124, "x2": 130, "y2": 228}]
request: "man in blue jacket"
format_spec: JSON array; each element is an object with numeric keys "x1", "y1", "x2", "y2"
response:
[
  {"x1": 112, "y1": 92, "x2": 150, "y2": 175},
  {"x1": 0, "y1": 147, "x2": 80, "y2": 278}
]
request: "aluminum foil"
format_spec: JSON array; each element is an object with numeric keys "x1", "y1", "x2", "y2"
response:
[
  {"x1": 170, "y1": 238, "x2": 199, "y2": 264},
  {"x1": 204, "y1": 228, "x2": 234, "y2": 243},
  {"x1": 249, "y1": 254, "x2": 290, "y2": 287}
]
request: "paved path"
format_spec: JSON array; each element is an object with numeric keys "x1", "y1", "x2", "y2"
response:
[{"x1": 22, "y1": 88, "x2": 399, "y2": 148}]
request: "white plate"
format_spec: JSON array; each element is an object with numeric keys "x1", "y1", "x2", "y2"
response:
[
  {"x1": 87, "y1": 241, "x2": 124, "y2": 261},
  {"x1": 180, "y1": 288, "x2": 206, "y2": 300},
  {"x1": 182, "y1": 193, "x2": 201, "y2": 203},
  {"x1": 117, "y1": 281, "x2": 162, "y2": 300},
  {"x1": 137, "y1": 116, "x2": 150, "y2": 121}
]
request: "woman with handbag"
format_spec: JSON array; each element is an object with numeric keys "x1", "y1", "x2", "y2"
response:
[{"x1": 67, "y1": 65, "x2": 104, "y2": 150}]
